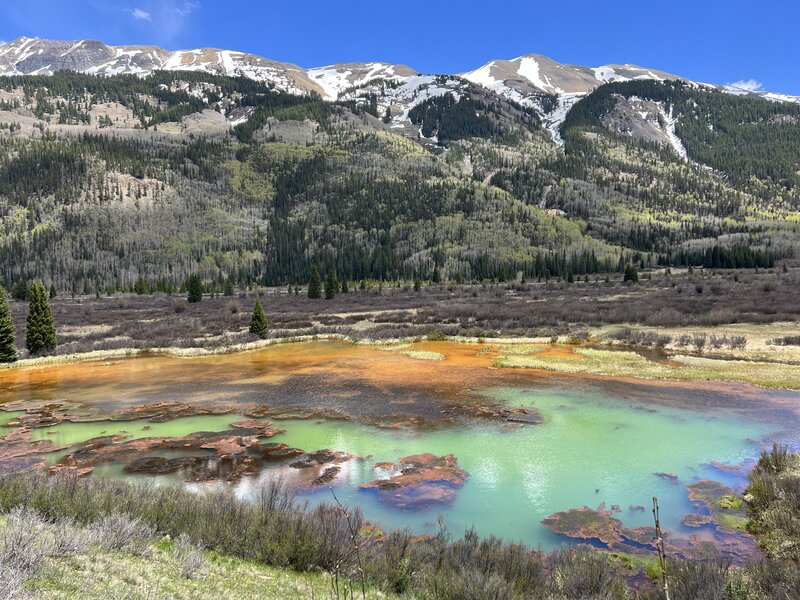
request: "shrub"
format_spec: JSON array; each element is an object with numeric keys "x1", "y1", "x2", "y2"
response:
[
  {"x1": 90, "y1": 512, "x2": 155, "y2": 555},
  {"x1": 174, "y1": 533, "x2": 206, "y2": 579}
]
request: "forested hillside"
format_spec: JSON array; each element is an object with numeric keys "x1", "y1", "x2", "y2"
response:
[{"x1": 0, "y1": 70, "x2": 797, "y2": 294}]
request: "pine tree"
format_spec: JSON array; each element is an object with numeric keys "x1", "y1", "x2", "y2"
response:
[
  {"x1": 623, "y1": 264, "x2": 639, "y2": 282},
  {"x1": 341, "y1": 279, "x2": 349, "y2": 294},
  {"x1": 308, "y1": 268, "x2": 322, "y2": 299},
  {"x1": 26, "y1": 281, "x2": 56, "y2": 356},
  {"x1": 414, "y1": 278, "x2": 421, "y2": 292},
  {"x1": 134, "y1": 277, "x2": 149, "y2": 295},
  {"x1": 11, "y1": 279, "x2": 28, "y2": 301},
  {"x1": 187, "y1": 274, "x2": 203, "y2": 303},
  {"x1": 324, "y1": 272, "x2": 337, "y2": 300},
  {"x1": 383, "y1": 106, "x2": 392, "y2": 123},
  {"x1": 223, "y1": 279, "x2": 234, "y2": 296},
  {"x1": 249, "y1": 298, "x2": 268, "y2": 338},
  {"x1": 49, "y1": 284, "x2": 57, "y2": 299},
  {"x1": 0, "y1": 287, "x2": 17, "y2": 363}
]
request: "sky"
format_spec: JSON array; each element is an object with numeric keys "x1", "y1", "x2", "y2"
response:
[{"x1": 0, "y1": 0, "x2": 798, "y2": 95}]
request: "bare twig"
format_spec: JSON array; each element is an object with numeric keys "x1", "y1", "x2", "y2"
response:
[{"x1": 652, "y1": 496, "x2": 670, "y2": 600}]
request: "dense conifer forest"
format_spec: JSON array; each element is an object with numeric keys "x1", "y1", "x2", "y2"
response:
[{"x1": 0, "y1": 71, "x2": 797, "y2": 294}]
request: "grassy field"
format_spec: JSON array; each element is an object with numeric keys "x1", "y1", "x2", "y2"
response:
[
  {"x1": 496, "y1": 338, "x2": 800, "y2": 389},
  {"x1": 0, "y1": 512, "x2": 392, "y2": 600},
  {"x1": 2, "y1": 266, "x2": 799, "y2": 365}
]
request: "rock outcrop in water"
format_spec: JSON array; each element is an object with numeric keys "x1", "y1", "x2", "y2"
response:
[
  {"x1": 45, "y1": 420, "x2": 297, "y2": 483},
  {"x1": 361, "y1": 453, "x2": 468, "y2": 510}
]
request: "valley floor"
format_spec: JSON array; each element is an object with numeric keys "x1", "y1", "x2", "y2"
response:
[{"x1": 3, "y1": 267, "x2": 800, "y2": 389}]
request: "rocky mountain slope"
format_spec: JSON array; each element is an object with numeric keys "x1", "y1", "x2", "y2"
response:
[
  {"x1": 0, "y1": 38, "x2": 798, "y2": 293},
  {"x1": 2, "y1": 36, "x2": 797, "y2": 141}
]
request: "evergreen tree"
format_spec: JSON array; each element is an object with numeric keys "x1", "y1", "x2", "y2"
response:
[
  {"x1": 0, "y1": 287, "x2": 17, "y2": 363},
  {"x1": 26, "y1": 281, "x2": 56, "y2": 356},
  {"x1": 307, "y1": 268, "x2": 322, "y2": 299},
  {"x1": 623, "y1": 264, "x2": 639, "y2": 283},
  {"x1": 383, "y1": 106, "x2": 392, "y2": 124},
  {"x1": 414, "y1": 278, "x2": 421, "y2": 292},
  {"x1": 432, "y1": 267, "x2": 441, "y2": 284},
  {"x1": 341, "y1": 279, "x2": 349, "y2": 294},
  {"x1": 223, "y1": 278, "x2": 234, "y2": 296},
  {"x1": 186, "y1": 274, "x2": 203, "y2": 303},
  {"x1": 11, "y1": 280, "x2": 28, "y2": 301},
  {"x1": 134, "y1": 277, "x2": 149, "y2": 295},
  {"x1": 324, "y1": 272, "x2": 337, "y2": 300},
  {"x1": 249, "y1": 298, "x2": 268, "y2": 338},
  {"x1": 49, "y1": 284, "x2": 57, "y2": 299}
]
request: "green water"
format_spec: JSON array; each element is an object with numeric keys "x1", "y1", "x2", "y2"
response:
[
  {"x1": 28, "y1": 414, "x2": 248, "y2": 447},
  {"x1": 0, "y1": 411, "x2": 24, "y2": 439},
  {"x1": 235, "y1": 387, "x2": 774, "y2": 549},
  {"x1": 2, "y1": 387, "x2": 779, "y2": 550}
]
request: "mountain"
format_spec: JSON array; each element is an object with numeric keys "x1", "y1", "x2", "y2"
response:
[
  {"x1": 0, "y1": 37, "x2": 324, "y2": 95},
  {"x1": 2, "y1": 37, "x2": 797, "y2": 137},
  {"x1": 0, "y1": 37, "x2": 798, "y2": 294}
]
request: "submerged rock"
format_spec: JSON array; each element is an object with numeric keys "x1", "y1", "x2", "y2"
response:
[
  {"x1": 361, "y1": 453, "x2": 468, "y2": 510},
  {"x1": 654, "y1": 472, "x2": 680, "y2": 484},
  {"x1": 682, "y1": 513, "x2": 716, "y2": 528}
]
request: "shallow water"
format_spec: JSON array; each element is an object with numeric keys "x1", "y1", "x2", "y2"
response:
[
  {"x1": 237, "y1": 387, "x2": 774, "y2": 548},
  {"x1": 1, "y1": 340, "x2": 798, "y2": 550}
]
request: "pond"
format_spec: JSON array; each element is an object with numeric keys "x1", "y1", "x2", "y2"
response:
[{"x1": 2, "y1": 341, "x2": 798, "y2": 558}]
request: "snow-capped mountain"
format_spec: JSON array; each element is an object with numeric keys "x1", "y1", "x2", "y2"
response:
[
  {"x1": 0, "y1": 37, "x2": 324, "y2": 96},
  {"x1": 1, "y1": 36, "x2": 797, "y2": 142},
  {"x1": 307, "y1": 62, "x2": 418, "y2": 99}
]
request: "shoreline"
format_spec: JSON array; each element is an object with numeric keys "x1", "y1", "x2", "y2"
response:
[{"x1": 2, "y1": 329, "x2": 800, "y2": 392}]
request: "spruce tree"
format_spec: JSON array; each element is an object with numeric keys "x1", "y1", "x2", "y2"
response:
[
  {"x1": 223, "y1": 279, "x2": 234, "y2": 296},
  {"x1": 307, "y1": 268, "x2": 322, "y2": 299},
  {"x1": 249, "y1": 298, "x2": 268, "y2": 338},
  {"x1": 324, "y1": 272, "x2": 337, "y2": 300},
  {"x1": 26, "y1": 281, "x2": 56, "y2": 356},
  {"x1": 49, "y1": 284, "x2": 57, "y2": 299},
  {"x1": 341, "y1": 279, "x2": 349, "y2": 294},
  {"x1": 623, "y1": 265, "x2": 639, "y2": 282},
  {"x1": 11, "y1": 279, "x2": 28, "y2": 301},
  {"x1": 187, "y1": 274, "x2": 203, "y2": 303},
  {"x1": 0, "y1": 287, "x2": 17, "y2": 363}
]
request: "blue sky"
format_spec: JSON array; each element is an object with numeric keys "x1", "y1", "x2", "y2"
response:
[{"x1": 1, "y1": 0, "x2": 798, "y2": 94}]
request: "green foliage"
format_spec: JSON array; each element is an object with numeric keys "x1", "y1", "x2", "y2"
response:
[
  {"x1": 408, "y1": 93, "x2": 498, "y2": 142},
  {"x1": 562, "y1": 79, "x2": 800, "y2": 190},
  {"x1": 0, "y1": 286, "x2": 17, "y2": 362},
  {"x1": 223, "y1": 279, "x2": 234, "y2": 297},
  {"x1": 324, "y1": 271, "x2": 338, "y2": 300},
  {"x1": 25, "y1": 281, "x2": 56, "y2": 356},
  {"x1": 307, "y1": 268, "x2": 322, "y2": 299},
  {"x1": 249, "y1": 299, "x2": 268, "y2": 338},
  {"x1": 745, "y1": 445, "x2": 800, "y2": 562},
  {"x1": 10, "y1": 280, "x2": 28, "y2": 301},
  {"x1": 623, "y1": 265, "x2": 638, "y2": 282},
  {"x1": 186, "y1": 274, "x2": 203, "y2": 303}
]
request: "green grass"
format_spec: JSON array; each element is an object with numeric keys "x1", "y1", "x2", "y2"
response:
[
  {"x1": 29, "y1": 547, "x2": 389, "y2": 599},
  {"x1": 1, "y1": 519, "x2": 393, "y2": 600},
  {"x1": 497, "y1": 346, "x2": 800, "y2": 389}
]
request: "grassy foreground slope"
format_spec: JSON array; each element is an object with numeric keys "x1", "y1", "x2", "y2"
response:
[{"x1": 2, "y1": 453, "x2": 800, "y2": 599}]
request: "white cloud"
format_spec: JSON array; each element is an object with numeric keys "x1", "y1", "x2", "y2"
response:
[
  {"x1": 129, "y1": 7, "x2": 152, "y2": 21},
  {"x1": 727, "y1": 79, "x2": 763, "y2": 92}
]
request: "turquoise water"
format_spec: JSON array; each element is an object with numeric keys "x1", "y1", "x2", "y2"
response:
[
  {"x1": 2, "y1": 384, "x2": 779, "y2": 550},
  {"x1": 0, "y1": 411, "x2": 24, "y2": 439},
  {"x1": 28, "y1": 414, "x2": 248, "y2": 447},
  {"x1": 235, "y1": 387, "x2": 773, "y2": 549}
]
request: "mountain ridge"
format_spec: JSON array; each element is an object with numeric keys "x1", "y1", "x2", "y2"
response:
[{"x1": 2, "y1": 36, "x2": 797, "y2": 106}]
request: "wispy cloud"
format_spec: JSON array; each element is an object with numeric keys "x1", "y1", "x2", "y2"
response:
[
  {"x1": 128, "y1": 8, "x2": 151, "y2": 21},
  {"x1": 727, "y1": 79, "x2": 762, "y2": 92}
]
